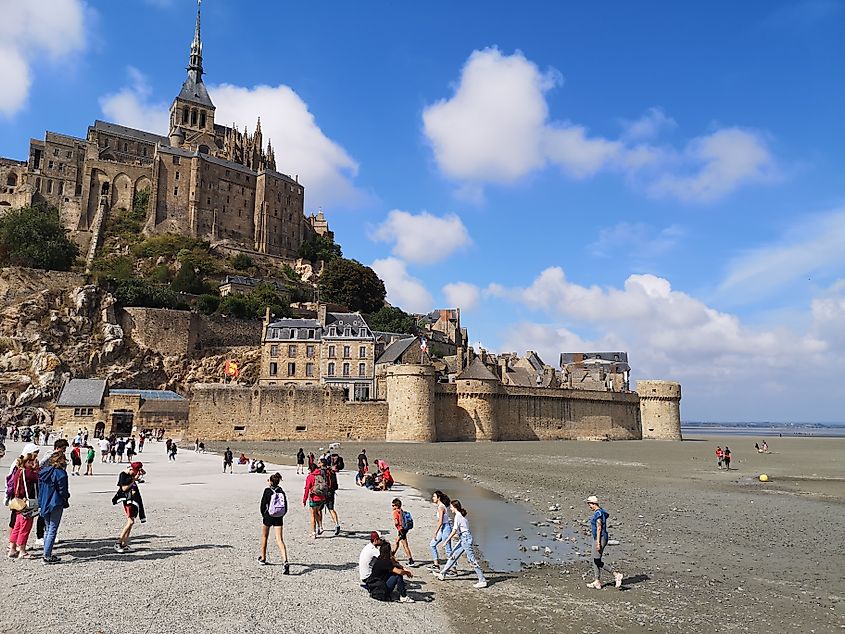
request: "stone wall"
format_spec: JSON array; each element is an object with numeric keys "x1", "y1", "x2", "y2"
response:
[
  {"x1": 196, "y1": 314, "x2": 263, "y2": 350},
  {"x1": 188, "y1": 383, "x2": 389, "y2": 441}
]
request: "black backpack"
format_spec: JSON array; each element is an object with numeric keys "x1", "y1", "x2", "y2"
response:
[{"x1": 366, "y1": 577, "x2": 390, "y2": 601}]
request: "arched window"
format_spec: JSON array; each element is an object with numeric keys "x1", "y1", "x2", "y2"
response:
[{"x1": 6, "y1": 173, "x2": 17, "y2": 187}]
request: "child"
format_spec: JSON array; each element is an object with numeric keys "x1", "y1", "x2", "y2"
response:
[
  {"x1": 70, "y1": 443, "x2": 82, "y2": 476},
  {"x1": 391, "y1": 498, "x2": 415, "y2": 566},
  {"x1": 85, "y1": 444, "x2": 95, "y2": 476}
]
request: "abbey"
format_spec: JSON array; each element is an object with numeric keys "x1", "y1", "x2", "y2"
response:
[{"x1": 0, "y1": 2, "x2": 328, "y2": 259}]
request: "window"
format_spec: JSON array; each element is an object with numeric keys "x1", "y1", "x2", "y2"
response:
[
  {"x1": 287, "y1": 362, "x2": 296, "y2": 377},
  {"x1": 359, "y1": 328, "x2": 368, "y2": 337},
  {"x1": 46, "y1": 180, "x2": 53, "y2": 194},
  {"x1": 58, "y1": 163, "x2": 64, "y2": 173},
  {"x1": 295, "y1": 425, "x2": 307, "y2": 432},
  {"x1": 358, "y1": 363, "x2": 366, "y2": 377},
  {"x1": 58, "y1": 182, "x2": 63, "y2": 196},
  {"x1": 342, "y1": 363, "x2": 350, "y2": 377},
  {"x1": 343, "y1": 345, "x2": 351, "y2": 359},
  {"x1": 288, "y1": 345, "x2": 297, "y2": 356},
  {"x1": 308, "y1": 329, "x2": 315, "y2": 339},
  {"x1": 269, "y1": 362, "x2": 278, "y2": 376},
  {"x1": 306, "y1": 345, "x2": 315, "y2": 358},
  {"x1": 207, "y1": 197, "x2": 211, "y2": 205},
  {"x1": 329, "y1": 327, "x2": 337, "y2": 336},
  {"x1": 173, "y1": 156, "x2": 180, "y2": 165},
  {"x1": 66, "y1": 150, "x2": 72, "y2": 158},
  {"x1": 359, "y1": 346, "x2": 366, "y2": 359},
  {"x1": 175, "y1": 171, "x2": 180, "y2": 180},
  {"x1": 53, "y1": 149, "x2": 59, "y2": 157},
  {"x1": 327, "y1": 362, "x2": 335, "y2": 376},
  {"x1": 328, "y1": 345, "x2": 336, "y2": 358},
  {"x1": 123, "y1": 143, "x2": 128, "y2": 152},
  {"x1": 48, "y1": 160, "x2": 54, "y2": 169},
  {"x1": 142, "y1": 147, "x2": 147, "y2": 157},
  {"x1": 270, "y1": 344, "x2": 279, "y2": 357},
  {"x1": 306, "y1": 363, "x2": 315, "y2": 377},
  {"x1": 173, "y1": 187, "x2": 179, "y2": 196},
  {"x1": 344, "y1": 328, "x2": 352, "y2": 336}
]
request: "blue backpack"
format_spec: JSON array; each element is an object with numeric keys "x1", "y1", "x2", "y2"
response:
[{"x1": 401, "y1": 510, "x2": 414, "y2": 531}]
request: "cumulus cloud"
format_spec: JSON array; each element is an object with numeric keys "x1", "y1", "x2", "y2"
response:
[
  {"x1": 442, "y1": 282, "x2": 481, "y2": 311},
  {"x1": 719, "y1": 207, "x2": 845, "y2": 303},
  {"x1": 99, "y1": 74, "x2": 364, "y2": 208},
  {"x1": 371, "y1": 257, "x2": 434, "y2": 313},
  {"x1": 371, "y1": 210, "x2": 472, "y2": 265},
  {"x1": 423, "y1": 48, "x2": 777, "y2": 203},
  {"x1": 0, "y1": 0, "x2": 87, "y2": 116}
]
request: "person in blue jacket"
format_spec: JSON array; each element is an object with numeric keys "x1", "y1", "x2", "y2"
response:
[{"x1": 38, "y1": 448, "x2": 70, "y2": 564}]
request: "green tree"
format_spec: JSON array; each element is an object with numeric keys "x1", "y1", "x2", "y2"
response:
[
  {"x1": 91, "y1": 255, "x2": 134, "y2": 281},
  {"x1": 231, "y1": 253, "x2": 253, "y2": 271},
  {"x1": 109, "y1": 278, "x2": 179, "y2": 309},
  {"x1": 298, "y1": 234, "x2": 342, "y2": 263},
  {"x1": 171, "y1": 262, "x2": 212, "y2": 295},
  {"x1": 196, "y1": 293, "x2": 221, "y2": 314},
  {"x1": 367, "y1": 305, "x2": 417, "y2": 334},
  {"x1": 0, "y1": 205, "x2": 79, "y2": 271},
  {"x1": 318, "y1": 258, "x2": 385, "y2": 314},
  {"x1": 216, "y1": 294, "x2": 252, "y2": 319}
]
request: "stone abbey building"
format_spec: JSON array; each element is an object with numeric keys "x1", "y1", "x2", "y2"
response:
[{"x1": 0, "y1": 1, "x2": 328, "y2": 259}]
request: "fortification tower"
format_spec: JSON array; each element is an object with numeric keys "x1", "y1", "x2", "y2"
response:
[
  {"x1": 456, "y1": 357, "x2": 503, "y2": 441},
  {"x1": 637, "y1": 380, "x2": 683, "y2": 440},
  {"x1": 384, "y1": 364, "x2": 436, "y2": 442}
]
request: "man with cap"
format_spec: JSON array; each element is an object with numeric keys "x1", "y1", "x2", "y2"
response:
[
  {"x1": 585, "y1": 495, "x2": 624, "y2": 589},
  {"x1": 358, "y1": 531, "x2": 385, "y2": 584},
  {"x1": 112, "y1": 461, "x2": 146, "y2": 553}
]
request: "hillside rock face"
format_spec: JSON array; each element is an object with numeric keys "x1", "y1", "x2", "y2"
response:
[{"x1": 0, "y1": 268, "x2": 260, "y2": 426}]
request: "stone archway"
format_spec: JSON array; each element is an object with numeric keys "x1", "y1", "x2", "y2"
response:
[{"x1": 111, "y1": 173, "x2": 132, "y2": 210}]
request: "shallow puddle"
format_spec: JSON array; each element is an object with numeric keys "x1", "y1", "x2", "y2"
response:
[{"x1": 393, "y1": 470, "x2": 580, "y2": 572}]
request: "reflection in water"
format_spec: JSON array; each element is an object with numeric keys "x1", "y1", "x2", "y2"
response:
[{"x1": 393, "y1": 471, "x2": 580, "y2": 573}]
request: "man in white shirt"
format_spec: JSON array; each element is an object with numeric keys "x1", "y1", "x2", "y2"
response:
[
  {"x1": 98, "y1": 437, "x2": 111, "y2": 463},
  {"x1": 358, "y1": 531, "x2": 384, "y2": 583}
]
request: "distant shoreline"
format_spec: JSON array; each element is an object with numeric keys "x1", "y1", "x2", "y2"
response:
[{"x1": 682, "y1": 424, "x2": 845, "y2": 438}]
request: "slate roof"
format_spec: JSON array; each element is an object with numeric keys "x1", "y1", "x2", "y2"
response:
[
  {"x1": 176, "y1": 71, "x2": 215, "y2": 109},
  {"x1": 456, "y1": 357, "x2": 499, "y2": 381},
  {"x1": 92, "y1": 120, "x2": 169, "y2": 146},
  {"x1": 109, "y1": 389, "x2": 187, "y2": 401},
  {"x1": 57, "y1": 379, "x2": 107, "y2": 407},
  {"x1": 267, "y1": 318, "x2": 321, "y2": 329},
  {"x1": 376, "y1": 337, "x2": 417, "y2": 364}
]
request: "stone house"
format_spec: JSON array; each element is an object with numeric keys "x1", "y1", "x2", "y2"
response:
[{"x1": 559, "y1": 352, "x2": 631, "y2": 391}]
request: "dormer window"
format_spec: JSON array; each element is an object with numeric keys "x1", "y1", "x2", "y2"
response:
[{"x1": 344, "y1": 328, "x2": 352, "y2": 337}]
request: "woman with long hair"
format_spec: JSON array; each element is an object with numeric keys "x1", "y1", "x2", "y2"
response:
[
  {"x1": 7, "y1": 452, "x2": 39, "y2": 558},
  {"x1": 433, "y1": 499, "x2": 488, "y2": 588},
  {"x1": 370, "y1": 542, "x2": 415, "y2": 602},
  {"x1": 38, "y1": 450, "x2": 70, "y2": 564},
  {"x1": 428, "y1": 490, "x2": 454, "y2": 571},
  {"x1": 258, "y1": 472, "x2": 290, "y2": 574}
]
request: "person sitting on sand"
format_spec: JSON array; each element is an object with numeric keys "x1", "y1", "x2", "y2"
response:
[
  {"x1": 370, "y1": 542, "x2": 415, "y2": 602},
  {"x1": 238, "y1": 453, "x2": 249, "y2": 465},
  {"x1": 755, "y1": 442, "x2": 761, "y2": 453},
  {"x1": 584, "y1": 495, "x2": 623, "y2": 590},
  {"x1": 254, "y1": 460, "x2": 266, "y2": 474},
  {"x1": 359, "y1": 530, "x2": 384, "y2": 584},
  {"x1": 762, "y1": 440, "x2": 769, "y2": 453}
]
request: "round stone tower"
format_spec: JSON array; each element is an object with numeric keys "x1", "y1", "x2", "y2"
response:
[
  {"x1": 456, "y1": 357, "x2": 503, "y2": 441},
  {"x1": 384, "y1": 364, "x2": 436, "y2": 442},
  {"x1": 637, "y1": 380, "x2": 683, "y2": 440}
]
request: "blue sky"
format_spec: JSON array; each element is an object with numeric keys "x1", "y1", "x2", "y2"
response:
[{"x1": 2, "y1": 0, "x2": 844, "y2": 421}]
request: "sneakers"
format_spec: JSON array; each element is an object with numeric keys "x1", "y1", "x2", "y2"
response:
[
  {"x1": 42, "y1": 555, "x2": 61, "y2": 564},
  {"x1": 34, "y1": 538, "x2": 44, "y2": 548},
  {"x1": 334, "y1": 525, "x2": 340, "y2": 536},
  {"x1": 399, "y1": 595, "x2": 415, "y2": 603},
  {"x1": 257, "y1": 557, "x2": 267, "y2": 566},
  {"x1": 316, "y1": 526, "x2": 324, "y2": 536},
  {"x1": 114, "y1": 543, "x2": 126, "y2": 554},
  {"x1": 434, "y1": 572, "x2": 445, "y2": 581},
  {"x1": 283, "y1": 562, "x2": 290, "y2": 575},
  {"x1": 408, "y1": 558, "x2": 415, "y2": 566},
  {"x1": 586, "y1": 580, "x2": 602, "y2": 589},
  {"x1": 614, "y1": 572, "x2": 623, "y2": 588},
  {"x1": 473, "y1": 581, "x2": 488, "y2": 589}
]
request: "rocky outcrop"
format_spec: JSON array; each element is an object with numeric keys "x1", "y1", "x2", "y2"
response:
[{"x1": 0, "y1": 267, "x2": 260, "y2": 426}]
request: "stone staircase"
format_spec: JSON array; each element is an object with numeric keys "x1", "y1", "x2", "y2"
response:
[{"x1": 84, "y1": 195, "x2": 109, "y2": 274}]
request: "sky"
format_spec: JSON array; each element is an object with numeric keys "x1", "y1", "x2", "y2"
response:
[{"x1": 1, "y1": 0, "x2": 844, "y2": 422}]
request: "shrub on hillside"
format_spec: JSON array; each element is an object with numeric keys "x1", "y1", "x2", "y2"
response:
[
  {"x1": 0, "y1": 205, "x2": 79, "y2": 271},
  {"x1": 108, "y1": 278, "x2": 180, "y2": 309},
  {"x1": 91, "y1": 255, "x2": 134, "y2": 281},
  {"x1": 196, "y1": 293, "x2": 221, "y2": 314},
  {"x1": 231, "y1": 253, "x2": 253, "y2": 271}
]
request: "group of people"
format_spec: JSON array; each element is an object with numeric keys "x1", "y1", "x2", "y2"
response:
[
  {"x1": 352, "y1": 449, "x2": 394, "y2": 491},
  {"x1": 0, "y1": 426, "x2": 51, "y2": 446},
  {"x1": 715, "y1": 445, "x2": 733, "y2": 470},
  {"x1": 754, "y1": 440, "x2": 770, "y2": 453}
]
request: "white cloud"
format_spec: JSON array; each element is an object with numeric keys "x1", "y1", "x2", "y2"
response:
[
  {"x1": 646, "y1": 128, "x2": 777, "y2": 203},
  {"x1": 100, "y1": 75, "x2": 364, "y2": 208},
  {"x1": 719, "y1": 207, "x2": 845, "y2": 303},
  {"x1": 371, "y1": 257, "x2": 434, "y2": 313},
  {"x1": 0, "y1": 0, "x2": 87, "y2": 116},
  {"x1": 442, "y1": 282, "x2": 481, "y2": 311},
  {"x1": 100, "y1": 67, "x2": 169, "y2": 134},
  {"x1": 590, "y1": 222, "x2": 684, "y2": 261},
  {"x1": 372, "y1": 210, "x2": 471, "y2": 264},
  {"x1": 423, "y1": 48, "x2": 778, "y2": 203}
]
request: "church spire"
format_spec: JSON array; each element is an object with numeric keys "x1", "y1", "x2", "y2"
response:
[{"x1": 188, "y1": 0, "x2": 203, "y2": 79}]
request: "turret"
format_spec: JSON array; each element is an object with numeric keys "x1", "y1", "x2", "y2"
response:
[
  {"x1": 637, "y1": 380, "x2": 683, "y2": 440},
  {"x1": 456, "y1": 357, "x2": 503, "y2": 441},
  {"x1": 384, "y1": 364, "x2": 436, "y2": 442}
]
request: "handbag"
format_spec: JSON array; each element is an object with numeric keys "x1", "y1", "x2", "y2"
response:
[{"x1": 10, "y1": 469, "x2": 39, "y2": 517}]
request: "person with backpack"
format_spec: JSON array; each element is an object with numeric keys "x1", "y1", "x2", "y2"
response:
[
  {"x1": 318, "y1": 457, "x2": 342, "y2": 536},
  {"x1": 223, "y1": 447, "x2": 234, "y2": 473},
  {"x1": 433, "y1": 500, "x2": 487, "y2": 588},
  {"x1": 302, "y1": 459, "x2": 330, "y2": 538},
  {"x1": 168, "y1": 443, "x2": 178, "y2": 461},
  {"x1": 258, "y1": 472, "x2": 290, "y2": 573},
  {"x1": 391, "y1": 498, "x2": 415, "y2": 566},
  {"x1": 296, "y1": 448, "x2": 305, "y2": 475}
]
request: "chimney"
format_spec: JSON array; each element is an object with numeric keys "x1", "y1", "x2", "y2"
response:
[{"x1": 318, "y1": 303, "x2": 328, "y2": 327}]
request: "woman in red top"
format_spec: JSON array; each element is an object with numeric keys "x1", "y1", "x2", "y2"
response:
[{"x1": 7, "y1": 452, "x2": 39, "y2": 558}]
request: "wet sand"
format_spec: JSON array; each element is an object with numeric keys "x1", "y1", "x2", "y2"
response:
[{"x1": 211, "y1": 436, "x2": 844, "y2": 633}]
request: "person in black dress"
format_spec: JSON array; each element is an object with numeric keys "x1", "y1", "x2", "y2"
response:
[{"x1": 258, "y1": 472, "x2": 290, "y2": 573}]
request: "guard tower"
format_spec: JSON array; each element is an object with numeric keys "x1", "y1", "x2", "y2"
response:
[{"x1": 637, "y1": 380, "x2": 682, "y2": 440}]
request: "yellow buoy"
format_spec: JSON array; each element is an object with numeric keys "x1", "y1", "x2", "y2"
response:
[{"x1": 759, "y1": 474, "x2": 769, "y2": 482}]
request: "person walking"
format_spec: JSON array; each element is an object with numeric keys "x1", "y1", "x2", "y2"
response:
[
  {"x1": 70, "y1": 443, "x2": 82, "y2": 476},
  {"x1": 296, "y1": 448, "x2": 305, "y2": 475},
  {"x1": 223, "y1": 447, "x2": 234, "y2": 473},
  {"x1": 138, "y1": 433, "x2": 145, "y2": 454},
  {"x1": 38, "y1": 448, "x2": 70, "y2": 564},
  {"x1": 585, "y1": 495, "x2": 623, "y2": 590},
  {"x1": 434, "y1": 500, "x2": 487, "y2": 588},
  {"x1": 391, "y1": 498, "x2": 415, "y2": 566},
  {"x1": 258, "y1": 472, "x2": 290, "y2": 573},
  {"x1": 126, "y1": 437, "x2": 136, "y2": 462},
  {"x1": 98, "y1": 436, "x2": 110, "y2": 463},
  {"x1": 168, "y1": 442, "x2": 178, "y2": 461},
  {"x1": 715, "y1": 446, "x2": 724, "y2": 470},
  {"x1": 428, "y1": 490, "x2": 454, "y2": 571},
  {"x1": 7, "y1": 451, "x2": 39, "y2": 559},
  {"x1": 370, "y1": 542, "x2": 415, "y2": 602},
  {"x1": 302, "y1": 459, "x2": 330, "y2": 538},
  {"x1": 320, "y1": 457, "x2": 341, "y2": 536},
  {"x1": 723, "y1": 446, "x2": 732, "y2": 470},
  {"x1": 357, "y1": 448, "x2": 368, "y2": 474},
  {"x1": 84, "y1": 444, "x2": 95, "y2": 476},
  {"x1": 112, "y1": 462, "x2": 146, "y2": 553}
]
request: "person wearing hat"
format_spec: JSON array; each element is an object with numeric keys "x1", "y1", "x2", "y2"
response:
[
  {"x1": 358, "y1": 531, "x2": 385, "y2": 584},
  {"x1": 112, "y1": 461, "x2": 146, "y2": 553},
  {"x1": 585, "y1": 495, "x2": 624, "y2": 589}
]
